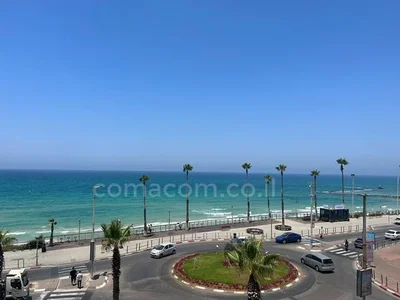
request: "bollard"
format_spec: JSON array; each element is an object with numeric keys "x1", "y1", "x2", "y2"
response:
[
  {"x1": 192, "y1": 233, "x2": 194, "y2": 241},
  {"x1": 136, "y1": 244, "x2": 138, "y2": 251},
  {"x1": 139, "y1": 244, "x2": 141, "y2": 251},
  {"x1": 386, "y1": 276, "x2": 388, "y2": 287},
  {"x1": 206, "y1": 233, "x2": 208, "y2": 240},
  {"x1": 381, "y1": 274, "x2": 383, "y2": 284},
  {"x1": 126, "y1": 246, "x2": 128, "y2": 254},
  {"x1": 161, "y1": 237, "x2": 164, "y2": 243},
  {"x1": 397, "y1": 281, "x2": 399, "y2": 292}
]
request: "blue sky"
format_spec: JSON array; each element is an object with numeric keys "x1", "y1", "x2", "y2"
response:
[{"x1": 1, "y1": 1, "x2": 399, "y2": 175}]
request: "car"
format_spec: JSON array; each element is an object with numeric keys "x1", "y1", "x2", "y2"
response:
[
  {"x1": 238, "y1": 236, "x2": 248, "y2": 243},
  {"x1": 384, "y1": 230, "x2": 400, "y2": 240},
  {"x1": 394, "y1": 218, "x2": 400, "y2": 225},
  {"x1": 275, "y1": 232, "x2": 302, "y2": 244},
  {"x1": 150, "y1": 243, "x2": 176, "y2": 258},
  {"x1": 354, "y1": 238, "x2": 363, "y2": 248},
  {"x1": 301, "y1": 253, "x2": 335, "y2": 272}
]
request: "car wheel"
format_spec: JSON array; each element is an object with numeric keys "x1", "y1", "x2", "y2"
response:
[
  {"x1": 301, "y1": 258, "x2": 305, "y2": 264},
  {"x1": 315, "y1": 265, "x2": 319, "y2": 272},
  {"x1": 159, "y1": 253, "x2": 163, "y2": 258},
  {"x1": 172, "y1": 249, "x2": 176, "y2": 255},
  {"x1": 282, "y1": 240, "x2": 287, "y2": 244}
]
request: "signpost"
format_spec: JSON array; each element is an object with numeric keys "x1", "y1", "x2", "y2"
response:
[
  {"x1": 357, "y1": 268, "x2": 372, "y2": 297},
  {"x1": 366, "y1": 241, "x2": 374, "y2": 264}
]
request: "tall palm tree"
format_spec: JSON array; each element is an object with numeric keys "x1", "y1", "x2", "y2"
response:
[
  {"x1": 310, "y1": 170, "x2": 320, "y2": 218},
  {"x1": 276, "y1": 164, "x2": 287, "y2": 226},
  {"x1": 264, "y1": 175, "x2": 273, "y2": 218},
  {"x1": 183, "y1": 164, "x2": 193, "y2": 229},
  {"x1": 139, "y1": 174, "x2": 150, "y2": 234},
  {"x1": 101, "y1": 220, "x2": 131, "y2": 300},
  {"x1": 0, "y1": 230, "x2": 17, "y2": 278},
  {"x1": 48, "y1": 218, "x2": 57, "y2": 246},
  {"x1": 336, "y1": 158, "x2": 349, "y2": 204},
  {"x1": 225, "y1": 237, "x2": 281, "y2": 300},
  {"x1": 242, "y1": 162, "x2": 252, "y2": 222}
]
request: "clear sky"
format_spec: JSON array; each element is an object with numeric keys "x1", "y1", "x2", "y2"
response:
[{"x1": 1, "y1": 1, "x2": 399, "y2": 175}]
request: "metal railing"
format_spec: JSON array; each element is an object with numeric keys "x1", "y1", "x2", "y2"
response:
[{"x1": 373, "y1": 270, "x2": 400, "y2": 293}]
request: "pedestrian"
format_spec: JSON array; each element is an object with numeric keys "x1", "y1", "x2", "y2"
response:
[
  {"x1": 69, "y1": 267, "x2": 77, "y2": 286},
  {"x1": 76, "y1": 271, "x2": 83, "y2": 289}
]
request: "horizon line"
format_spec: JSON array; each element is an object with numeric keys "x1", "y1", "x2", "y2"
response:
[{"x1": 0, "y1": 168, "x2": 397, "y2": 177}]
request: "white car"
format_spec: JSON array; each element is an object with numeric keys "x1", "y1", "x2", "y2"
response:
[
  {"x1": 384, "y1": 230, "x2": 400, "y2": 240},
  {"x1": 394, "y1": 218, "x2": 400, "y2": 225},
  {"x1": 150, "y1": 243, "x2": 176, "y2": 258}
]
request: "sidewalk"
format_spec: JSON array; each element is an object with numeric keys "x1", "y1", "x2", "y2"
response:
[
  {"x1": 4, "y1": 215, "x2": 394, "y2": 270},
  {"x1": 372, "y1": 244, "x2": 400, "y2": 294}
]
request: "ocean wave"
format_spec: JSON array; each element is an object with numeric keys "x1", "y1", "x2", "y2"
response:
[
  {"x1": 35, "y1": 230, "x2": 51, "y2": 234},
  {"x1": 211, "y1": 208, "x2": 226, "y2": 211},
  {"x1": 192, "y1": 209, "x2": 232, "y2": 217},
  {"x1": 8, "y1": 231, "x2": 26, "y2": 236}
]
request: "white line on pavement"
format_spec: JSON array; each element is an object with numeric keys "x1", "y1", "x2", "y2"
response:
[
  {"x1": 342, "y1": 252, "x2": 358, "y2": 256},
  {"x1": 329, "y1": 248, "x2": 343, "y2": 253},
  {"x1": 335, "y1": 250, "x2": 347, "y2": 254},
  {"x1": 50, "y1": 292, "x2": 86, "y2": 297}
]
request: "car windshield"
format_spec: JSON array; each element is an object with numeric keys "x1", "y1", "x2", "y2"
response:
[
  {"x1": 323, "y1": 259, "x2": 333, "y2": 264},
  {"x1": 387, "y1": 230, "x2": 396, "y2": 234},
  {"x1": 154, "y1": 245, "x2": 164, "y2": 250},
  {"x1": 280, "y1": 233, "x2": 290, "y2": 237},
  {"x1": 21, "y1": 273, "x2": 29, "y2": 287}
]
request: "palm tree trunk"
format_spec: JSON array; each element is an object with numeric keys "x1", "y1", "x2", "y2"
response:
[
  {"x1": 112, "y1": 246, "x2": 121, "y2": 300},
  {"x1": 143, "y1": 184, "x2": 147, "y2": 234},
  {"x1": 314, "y1": 176, "x2": 318, "y2": 218},
  {"x1": 247, "y1": 170, "x2": 250, "y2": 222},
  {"x1": 281, "y1": 172, "x2": 285, "y2": 226},
  {"x1": 247, "y1": 273, "x2": 261, "y2": 300},
  {"x1": 0, "y1": 243, "x2": 4, "y2": 279},
  {"x1": 341, "y1": 167, "x2": 345, "y2": 204},
  {"x1": 267, "y1": 182, "x2": 271, "y2": 218},
  {"x1": 50, "y1": 224, "x2": 54, "y2": 246},
  {"x1": 186, "y1": 171, "x2": 189, "y2": 230}
]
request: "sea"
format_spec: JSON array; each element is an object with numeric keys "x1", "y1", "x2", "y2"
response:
[{"x1": 1, "y1": 170, "x2": 399, "y2": 243}]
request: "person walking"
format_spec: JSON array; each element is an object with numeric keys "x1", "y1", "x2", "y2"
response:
[
  {"x1": 76, "y1": 271, "x2": 83, "y2": 289},
  {"x1": 69, "y1": 267, "x2": 77, "y2": 286}
]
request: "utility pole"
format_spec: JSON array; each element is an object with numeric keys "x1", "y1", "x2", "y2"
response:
[
  {"x1": 168, "y1": 211, "x2": 171, "y2": 233},
  {"x1": 90, "y1": 185, "x2": 101, "y2": 279},
  {"x1": 309, "y1": 183, "x2": 314, "y2": 248},
  {"x1": 78, "y1": 219, "x2": 81, "y2": 245},
  {"x1": 397, "y1": 165, "x2": 399, "y2": 215},
  {"x1": 351, "y1": 174, "x2": 355, "y2": 216},
  {"x1": 231, "y1": 205, "x2": 234, "y2": 224},
  {"x1": 362, "y1": 194, "x2": 367, "y2": 300},
  {"x1": 35, "y1": 238, "x2": 39, "y2": 266}
]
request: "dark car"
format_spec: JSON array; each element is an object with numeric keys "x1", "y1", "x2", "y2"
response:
[
  {"x1": 275, "y1": 232, "x2": 302, "y2": 244},
  {"x1": 354, "y1": 238, "x2": 363, "y2": 248}
]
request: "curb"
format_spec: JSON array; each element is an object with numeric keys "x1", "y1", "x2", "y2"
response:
[
  {"x1": 95, "y1": 275, "x2": 109, "y2": 289},
  {"x1": 171, "y1": 262, "x2": 302, "y2": 294}
]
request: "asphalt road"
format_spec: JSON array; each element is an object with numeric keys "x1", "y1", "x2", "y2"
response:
[{"x1": 28, "y1": 224, "x2": 400, "y2": 300}]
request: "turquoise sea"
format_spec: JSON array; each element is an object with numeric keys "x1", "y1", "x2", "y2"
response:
[{"x1": 0, "y1": 170, "x2": 399, "y2": 242}]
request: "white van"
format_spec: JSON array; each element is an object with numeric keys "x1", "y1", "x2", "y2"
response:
[{"x1": 2, "y1": 269, "x2": 30, "y2": 300}]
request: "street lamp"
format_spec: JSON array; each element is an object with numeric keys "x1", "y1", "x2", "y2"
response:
[
  {"x1": 351, "y1": 174, "x2": 355, "y2": 216},
  {"x1": 90, "y1": 185, "x2": 101, "y2": 278},
  {"x1": 231, "y1": 205, "x2": 234, "y2": 224},
  {"x1": 397, "y1": 165, "x2": 400, "y2": 215},
  {"x1": 309, "y1": 183, "x2": 314, "y2": 248}
]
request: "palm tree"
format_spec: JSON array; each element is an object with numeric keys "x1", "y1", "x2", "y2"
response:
[
  {"x1": 48, "y1": 218, "x2": 57, "y2": 246},
  {"x1": 225, "y1": 237, "x2": 281, "y2": 299},
  {"x1": 0, "y1": 230, "x2": 17, "y2": 278},
  {"x1": 310, "y1": 170, "x2": 320, "y2": 218},
  {"x1": 101, "y1": 220, "x2": 131, "y2": 300},
  {"x1": 183, "y1": 164, "x2": 193, "y2": 229},
  {"x1": 264, "y1": 176, "x2": 273, "y2": 218},
  {"x1": 139, "y1": 174, "x2": 150, "y2": 234},
  {"x1": 242, "y1": 162, "x2": 252, "y2": 222},
  {"x1": 336, "y1": 158, "x2": 349, "y2": 204},
  {"x1": 276, "y1": 164, "x2": 287, "y2": 226}
]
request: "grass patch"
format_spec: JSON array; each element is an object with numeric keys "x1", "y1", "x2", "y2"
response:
[{"x1": 182, "y1": 252, "x2": 290, "y2": 286}]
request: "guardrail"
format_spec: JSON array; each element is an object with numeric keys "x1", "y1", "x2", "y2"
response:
[{"x1": 373, "y1": 270, "x2": 400, "y2": 294}]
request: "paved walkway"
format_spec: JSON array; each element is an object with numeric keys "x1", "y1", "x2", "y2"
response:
[
  {"x1": 372, "y1": 243, "x2": 400, "y2": 292},
  {"x1": 4, "y1": 215, "x2": 395, "y2": 270}
]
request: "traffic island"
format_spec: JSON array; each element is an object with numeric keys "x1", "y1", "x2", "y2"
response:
[{"x1": 172, "y1": 252, "x2": 299, "y2": 293}]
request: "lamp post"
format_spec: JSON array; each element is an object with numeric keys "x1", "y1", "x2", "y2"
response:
[
  {"x1": 351, "y1": 174, "x2": 355, "y2": 216},
  {"x1": 231, "y1": 205, "x2": 234, "y2": 224},
  {"x1": 90, "y1": 185, "x2": 101, "y2": 278},
  {"x1": 309, "y1": 183, "x2": 314, "y2": 248},
  {"x1": 397, "y1": 165, "x2": 399, "y2": 215},
  {"x1": 168, "y1": 210, "x2": 171, "y2": 233}
]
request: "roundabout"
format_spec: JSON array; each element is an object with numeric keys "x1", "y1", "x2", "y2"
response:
[{"x1": 172, "y1": 252, "x2": 299, "y2": 292}]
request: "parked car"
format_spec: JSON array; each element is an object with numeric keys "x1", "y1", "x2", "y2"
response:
[
  {"x1": 394, "y1": 218, "x2": 400, "y2": 225},
  {"x1": 150, "y1": 243, "x2": 176, "y2": 258},
  {"x1": 354, "y1": 238, "x2": 363, "y2": 248},
  {"x1": 301, "y1": 253, "x2": 335, "y2": 272},
  {"x1": 275, "y1": 232, "x2": 302, "y2": 244},
  {"x1": 238, "y1": 236, "x2": 248, "y2": 243},
  {"x1": 384, "y1": 230, "x2": 400, "y2": 240}
]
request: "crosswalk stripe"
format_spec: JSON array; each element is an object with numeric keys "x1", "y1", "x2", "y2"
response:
[
  {"x1": 342, "y1": 251, "x2": 358, "y2": 256},
  {"x1": 50, "y1": 292, "x2": 85, "y2": 297},
  {"x1": 48, "y1": 297, "x2": 82, "y2": 300},
  {"x1": 349, "y1": 255, "x2": 359, "y2": 258},
  {"x1": 329, "y1": 248, "x2": 343, "y2": 253},
  {"x1": 335, "y1": 250, "x2": 347, "y2": 254}
]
